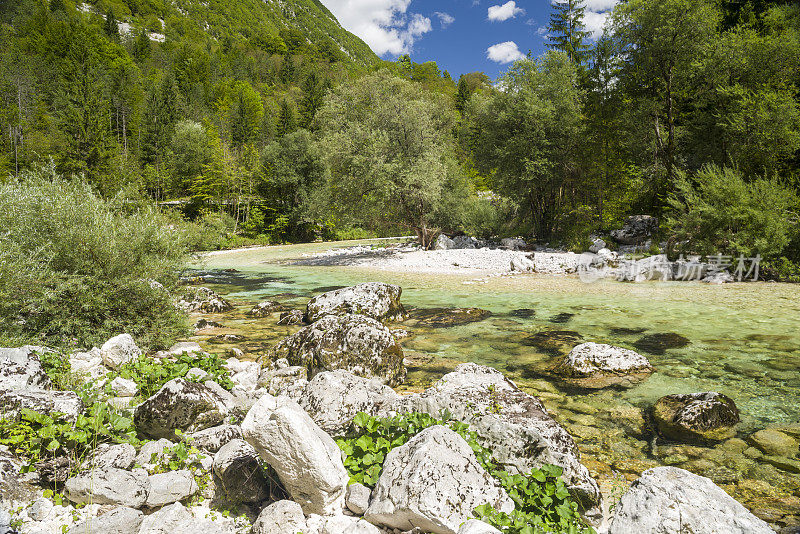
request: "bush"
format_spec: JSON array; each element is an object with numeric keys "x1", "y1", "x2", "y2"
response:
[
  {"x1": 113, "y1": 352, "x2": 234, "y2": 399},
  {"x1": 666, "y1": 165, "x2": 799, "y2": 259},
  {"x1": 0, "y1": 170, "x2": 190, "y2": 349},
  {"x1": 336, "y1": 412, "x2": 593, "y2": 534}
]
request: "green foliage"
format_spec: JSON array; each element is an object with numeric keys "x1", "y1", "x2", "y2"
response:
[
  {"x1": 666, "y1": 165, "x2": 799, "y2": 259},
  {"x1": 114, "y1": 352, "x2": 234, "y2": 399},
  {"x1": 336, "y1": 412, "x2": 592, "y2": 534},
  {"x1": 0, "y1": 404, "x2": 139, "y2": 473},
  {"x1": 0, "y1": 170, "x2": 189, "y2": 350},
  {"x1": 547, "y1": 0, "x2": 592, "y2": 66}
]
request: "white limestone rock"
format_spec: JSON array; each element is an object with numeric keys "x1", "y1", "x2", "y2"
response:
[
  {"x1": 552, "y1": 342, "x2": 653, "y2": 388},
  {"x1": 134, "y1": 378, "x2": 229, "y2": 439},
  {"x1": 65, "y1": 467, "x2": 150, "y2": 508},
  {"x1": 100, "y1": 334, "x2": 142, "y2": 370},
  {"x1": 251, "y1": 500, "x2": 307, "y2": 534},
  {"x1": 189, "y1": 424, "x2": 242, "y2": 453},
  {"x1": 145, "y1": 470, "x2": 199, "y2": 507},
  {"x1": 306, "y1": 282, "x2": 407, "y2": 323}
]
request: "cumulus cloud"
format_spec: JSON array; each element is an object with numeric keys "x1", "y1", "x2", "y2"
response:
[
  {"x1": 582, "y1": 0, "x2": 618, "y2": 39},
  {"x1": 487, "y1": 41, "x2": 525, "y2": 63},
  {"x1": 318, "y1": 0, "x2": 432, "y2": 56},
  {"x1": 434, "y1": 12, "x2": 455, "y2": 28},
  {"x1": 488, "y1": 1, "x2": 524, "y2": 22}
]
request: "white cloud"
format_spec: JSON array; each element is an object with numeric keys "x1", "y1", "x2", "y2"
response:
[
  {"x1": 582, "y1": 0, "x2": 618, "y2": 39},
  {"x1": 487, "y1": 41, "x2": 525, "y2": 63},
  {"x1": 584, "y1": 0, "x2": 618, "y2": 11},
  {"x1": 488, "y1": 1, "x2": 524, "y2": 22},
  {"x1": 318, "y1": 0, "x2": 432, "y2": 56},
  {"x1": 434, "y1": 11, "x2": 455, "y2": 28}
]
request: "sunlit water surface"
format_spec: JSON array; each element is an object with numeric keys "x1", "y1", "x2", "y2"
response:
[{"x1": 190, "y1": 239, "x2": 800, "y2": 526}]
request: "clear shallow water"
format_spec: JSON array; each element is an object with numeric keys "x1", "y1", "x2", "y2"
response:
[{"x1": 193, "y1": 240, "x2": 800, "y2": 525}]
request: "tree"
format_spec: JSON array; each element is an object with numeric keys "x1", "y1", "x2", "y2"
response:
[
  {"x1": 316, "y1": 70, "x2": 466, "y2": 248},
  {"x1": 140, "y1": 71, "x2": 179, "y2": 172},
  {"x1": 299, "y1": 72, "x2": 328, "y2": 129},
  {"x1": 455, "y1": 76, "x2": 471, "y2": 114},
  {"x1": 276, "y1": 98, "x2": 298, "y2": 138},
  {"x1": 468, "y1": 52, "x2": 583, "y2": 241},
  {"x1": 279, "y1": 54, "x2": 295, "y2": 85},
  {"x1": 229, "y1": 81, "x2": 263, "y2": 148},
  {"x1": 104, "y1": 9, "x2": 120, "y2": 41},
  {"x1": 611, "y1": 0, "x2": 721, "y2": 199},
  {"x1": 547, "y1": 0, "x2": 592, "y2": 67}
]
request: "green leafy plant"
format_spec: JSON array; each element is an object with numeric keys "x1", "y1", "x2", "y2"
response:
[
  {"x1": 114, "y1": 352, "x2": 234, "y2": 399},
  {"x1": 0, "y1": 404, "x2": 139, "y2": 475}
]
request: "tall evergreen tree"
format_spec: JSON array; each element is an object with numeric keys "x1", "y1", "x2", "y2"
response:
[
  {"x1": 455, "y1": 76, "x2": 471, "y2": 114},
  {"x1": 276, "y1": 98, "x2": 298, "y2": 138},
  {"x1": 299, "y1": 72, "x2": 328, "y2": 129},
  {"x1": 547, "y1": 0, "x2": 592, "y2": 66},
  {"x1": 279, "y1": 54, "x2": 295, "y2": 85},
  {"x1": 104, "y1": 9, "x2": 120, "y2": 41}
]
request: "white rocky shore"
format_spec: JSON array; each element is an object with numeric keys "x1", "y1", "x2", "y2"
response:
[{"x1": 0, "y1": 283, "x2": 776, "y2": 534}]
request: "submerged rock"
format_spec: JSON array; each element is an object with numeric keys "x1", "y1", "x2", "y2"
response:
[
  {"x1": 608, "y1": 466, "x2": 773, "y2": 534},
  {"x1": 247, "y1": 301, "x2": 285, "y2": 317},
  {"x1": 521, "y1": 330, "x2": 583, "y2": 356},
  {"x1": 653, "y1": 392, "x2": 740, "y2": 443},
  {"x1": 134, "y1": 378, "x2": 229, "y2": 439},
  {"x1": 748, "y1": 428, "x2": 799, "y2": 458},
  {"x1": 306, "y1": 282, "x2": 408, "y2": 323},
  {"x1": 270, "y1": 313, "x2": 406, "y2": 386},
  {"x1": 409, "y1": 307, "x2": 492, "y2": 329},
  {"x1": 365, "y1": 425, "x2": 513, "y2": 534},
  {"x1": 277, "y1": 309, "x2": 305, "y2": 325},
  {"x1": 178, "y1": 287, "x2": 233, "y2": 314},
  {"x1": 390, "y1": 363, "x2": 603, "y2": 522},
  {"x1": 633, "y1": 332, "x2": 690, "y2": 355},
  {"x1": 552, "y1": 342, "x2": 653, "y2": 389}
]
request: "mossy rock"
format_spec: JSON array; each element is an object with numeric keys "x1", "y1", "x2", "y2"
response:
[{"x1": 653, "y1": 392, "x2": 740, "y2": 443}]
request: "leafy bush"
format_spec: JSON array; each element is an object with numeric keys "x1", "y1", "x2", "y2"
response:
[
  {"x1": 0, "y1": 405, "x2": 139, "y2": 474},
  {"x1": 113, "y1": 352, "x2": 234, "y2": 399},
  {"x1": 666, "y1": 165, "x2": 799, "y2": 259},
  {"x1": 0, "y1": 170, "x2": 190, "y2": 350},
  {"x1": 336, "y1": 412, "x2": 593, "y2": 534}
]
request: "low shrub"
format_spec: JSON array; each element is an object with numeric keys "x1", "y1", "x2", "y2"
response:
[{"x1": 113, "y1": 352, "x2": 234, "y2": 399}]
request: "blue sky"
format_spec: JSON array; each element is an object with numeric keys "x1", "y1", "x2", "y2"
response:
[{"x1": 318, "y1": 1, "x2": 618, "y2": 79}]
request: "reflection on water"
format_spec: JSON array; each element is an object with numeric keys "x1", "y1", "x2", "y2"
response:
[{"x1": 192, "y1": 240, "x2": 800, "y2": 526}]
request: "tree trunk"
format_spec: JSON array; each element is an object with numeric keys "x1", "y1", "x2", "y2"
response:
[{"x1": 415, "y1": 225, "x2": 439, "y2": 250}]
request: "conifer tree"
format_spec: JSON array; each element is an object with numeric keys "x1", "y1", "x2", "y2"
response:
[
  {"x1": 547, "y1": 0, "x2": 592, "y2": 66},
  {"x1": 299, "y1": 72, "x2": 328, "y2": 129},
  {"x1": 104, "y1": 9, "x2": 120, "y2": 41},
  {"x1": 455, "y1": 76, "x2": 470, "y2": 114},
  {"x1": 276, "y1": 98, "x2": 298, "y2": 138},
  {"x1": 280, "y1": 54, "x2": 295, "y2": 85}
]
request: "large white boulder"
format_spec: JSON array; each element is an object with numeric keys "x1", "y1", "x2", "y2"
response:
[
  {"x1": 251, "y1": 500, "x2": 307, "y2": 534},
  {"x1": 0, "y1": 388, "x2": 83, "y2": 421},
  {"x1": 241, "y1": 395, "x2": 349, "y2": 515},
  {"x1": 365, "y1": 425, "x2": 513, "y2": 534},
  {"x1": 433, "y1": 234, "x2": 456, "y2": 250},
  {"x1": 306, "y1": 282, "x2": 407, "y2": 323},
  {"x1": 298, "y1": 370, "x2": 400, "y2": 437},
  {"x1": 0, "y1": 346, "x2": 52, "y2": 390},
  {"x1": 212, "y1": 439, "x2": 273, "y2": 504},
  {"x1": 100, "y1": 334, "x2": 141, "y2": 370},
  {"x1": 134, "y1": 378, "x2": 229, "y2": 439},
  {"x1": 390, "y1": 363, "x2": 602, "y2": 522},
  {"x1": 270, "y1": 314, "x2": 406, "y2": 386},
  {"x1": 145, "y1": 470, "x2": 199, "y2": 507},
  {"x1": 552, "y1": 342, "x2": 653, "y2": 389},
  {"x1": 65, "y1": 467, "x2": 150, "y2": 508},
  {"x1": 608, "y1": 467, "x2": 773, "y2": 534}
]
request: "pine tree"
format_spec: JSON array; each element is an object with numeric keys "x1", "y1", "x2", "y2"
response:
[
  {"x1": 280, "y1": 55, "x2": 295, "y2": 85},
  {"x1": 104, "y1": 9, "x2": 120, "y2": 41},
  {"x1": 276, "y1": 98, "x2": 298, "y2": 138},
  {"x1": 455, "y1": 76, "x2": 471, "y2": 114},
  {"x1": 547, "y1": 0, "x2": 592, "y2": 66},
  {"x1": 299, "y1": 72, "x2": 328, "y2": 129},
  {"x1": 140, "y1": 72, "x2": 178, "y2": 168}
]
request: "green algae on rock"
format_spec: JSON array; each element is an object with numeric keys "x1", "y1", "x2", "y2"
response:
[{"x1": 654, "y1": 392, "x2": 740, "y2": 443}]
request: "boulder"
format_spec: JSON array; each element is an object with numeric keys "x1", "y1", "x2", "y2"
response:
[
  {"x1": 433, "y1": 234, "x2": 456, "y2": 250},
  {"x1": 346, "y1": 482, "x2": 371, "y2": 515},
  {"x1": 110, "y1": 377, "x2": 138, "y2": 397},
  {"x1": 69, "y1": 348, "x2": 108, "y2": 381},
  {"x1": 365, "y1": 425, "x2": 513, "y2": 534},
  {"x1": 212, "y1": 439, "x2": 273, "y2": 504},
  {"x1": 610, "y1": 215, "x2": 658, "y2": 245},
  {"x1": 248, "y1": 301, "x2": 285, "y2": 317},
  {"x1": 654, "y1": 392, "x2": 740, "y2": 443},
  {"x1": 0, "y1": 388, "x2": 83, "y2": 421},
  {"x1": 270, "y1": 314, "x2": 406, "y2": 387},
  {"x1": 241, "y1": 395, "x2": 349, "y2": 515},
  {"x1": 278, "y1": 310, "x2": 305, "y2": 325},
  {"x1": 306, "y1": 282, "x2": 407, "y2": 323},
  {"x1": 259, "y1": 365, "x2": 308, "y2": 397},
  {"x1": 390, "y1": 363, "x2": 602, "y2": 521},
  {"x1": 145, "y1": 470, "x2": 199, "y2": 507},
  {"x1": 0, "y1": 346, "x2": 52, "y2": 389},
  {"x1": 588, "y1": 238, "x2": 606, "y2": 254},
  {"x1": 225, "y1": 358, "x2": 260, "y2": 390},
  {"x1": 298, "y1": 370, "x2": 400, "y2": 437},
  {"x1": 306, "y1": 515, "x2": 383, "y2": 534},
  {"x1": 608, "y1": 467, "x2": 774, "y2": 534},
  {"x1": 89, "y1": 443, "x2": 136, "y2": 470},
  {"x1": 135, "y1": 438, "x2": 174, "y2": 468},
  {"x1": 189, "y1": 424, "x2": 242, "y2": 453},
  {"x1": 633, "y1": 332, "x2": 690, "y2": 355},
  {"x1": 100, "y1": 334, "x2": 142, "y2": 370},
  {"x1": 748, "y1": 429, "x2": 799, "y2": 458},
  {"x1": 409, "y1": 307, "x2": 492, "y2": 329},
  {"x1": 452, "y1": 235, "x2": 479, "y2": 249},
  {"x1": 178, "y1": 287, "x2": 233, "y2": 314},
  {"x1": 65, "y1": 467, "x2": 150, "y2": 508},
  {"x1": 68, "y1": 506, "x2": 143, "y2": 534},
  {"x1": 501, "y1": 237, "x2": 527, "y2": 251},
  {"x1": 458, "y1": 520, "x2": 503, "y2": 534},
  {"x1": 552, "y1": 342, "x2": 653, "y2": 389},
  {"x1": 134, "y1": 378, "x2": 229, "y2": 439},
  {"x1": 252, "y1": 500, "x2": 307, "y2": 534},
  {"x1": 510, "y1": 256, "x2": 534, "y2": 272}
]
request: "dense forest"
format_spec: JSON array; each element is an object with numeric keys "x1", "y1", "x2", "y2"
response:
[{"x1": 1, "y1": 0, "x2": 799, "y2": 265}]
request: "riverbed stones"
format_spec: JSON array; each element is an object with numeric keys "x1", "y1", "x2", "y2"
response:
[
  {"x1": 389, "y1": 363, "x2": 602, "y2": 521},
  {"x1": 633, "y1": 332, "x2": 690, "y2": 355},
  {"x1": 65, "y1": 468, "x2": 150, "y2": 508},
  {"x1": 248, "y1": 301, "x2": 285, "y2": 317},
  {"x1": 251, "y1": 500, "x2": 307, "y2": 534},
  {"x1": 608, "y1": 466, "x2": 774, "y2": 534},
  {"x1": 270, "y1": 313, "x2": 406, "y2": 386},
  {"x1": 298, "y1": 370, "x2": 400, "y2": 437},
  {"x1": 134, "y1": 378, "x2": 229, "y2": 439},
  {"x1": 748, "y1": 429, "x2": 799, "y2": 458},
  {"x1": 241, "y1": 394, "x2": 348, "y2": 515},
  {"x1": 100, "y1": 334, "x2": 142, "y2": 370},
  {"x1": 178, "y1": 287, "x2": 233, "y2": 314},
  {"x1": 365, "y1": 425, "x2": 513, "y2": 534},
  {"x1": 306, "y1": 282, "x2": 408, "y2": 323},
  {"x1": 278, "y1": 309, "x2": 305, "y2": 325},
  {"x1": 189, "y1": 424, "x2": 242, "y2": 453},
  {"x1": 212, "y1": 439, "x2": 272, "y2": 504},
  {"x1": 654, "y1": 392, "x2": 740, "y2": 443},
  {"x1": 68, "y1": 506, "x2": 144, "y2": 534},
  {"x1": 145, "y1": 470, "x2": 199, "y2": 507},
  {"x1": 552, "y1": 342, "x2": 653, "y2": 389},
  {"x1": 409, "y1": 307, "x2": 492, "y2": 328}
]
